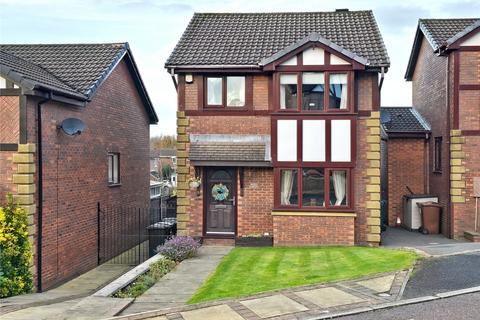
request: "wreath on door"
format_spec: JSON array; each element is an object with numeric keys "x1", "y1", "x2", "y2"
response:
[{"x1": 212, "y1": 183, "x2": 229, "y2": 201}]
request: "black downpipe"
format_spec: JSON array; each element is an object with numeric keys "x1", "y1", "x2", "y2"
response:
[{"x1": 37, "y1": 94, "x2": 51, "y2": 292}]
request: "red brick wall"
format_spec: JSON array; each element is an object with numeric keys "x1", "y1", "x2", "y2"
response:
[
  {"x1": 0, "y1": 151, "x2": 17, "y2": 202},
  {"x1": 0, "y1": 95, "x2": 20, "y2": 143},
  {"x1": 412, "y1": 36, "x2": 450, "y2": 235},
  {"x1": 273, "y1": 215, "x2": 355, "y2": 246},
  {"x1": 237, "y1": 168, "x2": 274, "y2": 236},
  {"x1": 26, "y1": 59, "x2": 150, "y2": 289},
  {"x1": 190, "y1": 115, "x2": 270, "y2": 135},
  {"x1": 386, "y1": 139, "x2": 427, "y2": 226}
]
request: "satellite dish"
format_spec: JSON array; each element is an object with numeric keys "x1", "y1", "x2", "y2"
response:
[
  {"x1": 58, "y1": 118, "x2": 86, "y2": 136},
  {"x1": 380, "y1": 111, "x2": 391, "y2": 124}
]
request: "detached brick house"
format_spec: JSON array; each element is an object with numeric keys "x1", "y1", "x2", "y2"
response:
[
  {"x1": 405, "y1": 18, "x2": 480, "y2": 239},
  {"x1": 166, "y1": 10, "x2": 389, "y2": 246},
  {"x1": 0, "y1": 43, "x2": 158, "y2": 290}
]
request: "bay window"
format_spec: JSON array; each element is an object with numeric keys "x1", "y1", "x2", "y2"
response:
[
  {"x1": 205, "y1": 76, "x2": 246, "y2": 107},
  {"x1": 277, "y1": 168, "x2": 349, "y2": 209},
  {"x1": 274, "y1": 117, "x2": 354, "y2": 210}
]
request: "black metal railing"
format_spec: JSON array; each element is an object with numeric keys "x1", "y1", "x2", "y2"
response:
[{"x1": 97, "y1": 196, "x2": 177, "y2": 265}]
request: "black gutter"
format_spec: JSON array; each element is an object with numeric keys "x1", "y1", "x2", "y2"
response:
[{"x1": 36, "y1": 93, "x2": 51, "y2": 292}]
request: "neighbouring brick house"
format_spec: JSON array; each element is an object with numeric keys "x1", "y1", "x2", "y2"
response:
[
  {"x1": 0, "y1": 43, "x2": 158, "y2": 290},
  {"x1": 405, "y1": 18, "x2": 480, "y2": 240},
  {"x1": 166, "y1": 10, "x2": 389, "y2": 246},
  {"x1": 379, "y1": 107, "x2": 431, "y2": 228},
  {"x1": 150, "y1": 148, "x2": 177, "y2": 185}
]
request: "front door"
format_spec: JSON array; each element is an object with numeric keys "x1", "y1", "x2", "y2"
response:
[{"x1": 205, "y1": 168, "x2": 236, "y2": 236}]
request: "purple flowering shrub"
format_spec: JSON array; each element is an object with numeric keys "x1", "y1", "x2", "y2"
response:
[{"x1": 156, "y1": 236, "x2": 201, "y2": 262}]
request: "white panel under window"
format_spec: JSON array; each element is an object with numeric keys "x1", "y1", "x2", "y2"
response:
[
  {"x1": 331, "y1": 120, "x2": 351, "y2": 162},
  {"x1": 331, "y1": 54, "x2": 350, "y2": 65},
  {"x1": 280, "y1": 56, "x2": 297, "y2": 66},
  {"x1": 0, "y1": 77, "x2": 6, "y2": 88},
  {"x1": 302, "y1": 120, "x2": 325, "y2": 161},
  {"x1": 277, "y1": 120, "x2": 297, "y2": 162},
  {"x1": 303, "y1": 47, "x2": 325, "y2": 65}
]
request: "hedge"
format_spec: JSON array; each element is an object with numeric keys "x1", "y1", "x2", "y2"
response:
[{"x1": 0, "y1": 195, "x2": 33, "y2": 297}]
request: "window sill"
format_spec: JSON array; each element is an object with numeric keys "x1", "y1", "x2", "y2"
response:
[
  {"x1": 272, "y1": 210, "x2": 356, "y2": 217},
  {"x1": 433, "y1": 170, "x2": 443, "y2": 174},
  {"x1": 203, "y1": 106, "x2": 250, "y2": 111},
  {"x1": 108, "y1": 183, "x2": 122, "y2": 188}
]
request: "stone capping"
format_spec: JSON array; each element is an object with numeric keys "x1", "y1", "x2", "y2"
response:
[
  {"x1": 450, "y1": 130, "x2": 466, "y2": 203},
  {"x1": 176, "y1": 111, "x2": 189, "y2": 236},
  {"x1": 365, "y1": 112, "x2": 381, "y2": 244},
  {"x1": 93, "y1": 253, "x2": 165, "y2": 297},
  {"x1": 271, "y1": 211, "x2": 357, "y2": 217}
]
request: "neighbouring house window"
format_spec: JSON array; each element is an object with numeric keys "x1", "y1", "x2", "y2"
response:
[
  {"x1": 278, "y1": 72, "x2": 350, "y2": 111},
  {"x1": 280, "y1": 169, "x2": 298, "y2": 205},
  {"x1": 329, "y1": 74, "x2": 348, "y2": 109},
  {"x1": 302, "y1": 72, "x2": 324, "y2": 110},
  {"x1": 150, "y1": 186, "x2": 161, "y2": 198},
  {"x1": 205, "y1": 76, "x2": 246, "y2": 107},
  {"x1": 302, "y1": 168, "x2": 325, "y2": 207},
  {"x1": 329, "y1": 170, "x2": 347, "y2": 206},
  {"x1": 434, "y1": 137, "x2": 442, "y2": 172},
  {"x1": 277, "y1": 168, "x2": 349, "y2": 208},
  {"x1": 280, "y1": 74, "x2": 298, "y2": 109},
  {"x1": 108, "y1": 153, "x2": 119, "y2": 184}
]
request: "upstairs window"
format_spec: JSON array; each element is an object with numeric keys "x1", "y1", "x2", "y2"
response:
[
  {"x1": 329, "y1": 74, "x2": 348, "y2": 109},
  {"x1": 280, "y1": 74, "x2": 297, "y2": 109},
  {"x1": 278, "y1": 72, "x2": 349, "y2": 112},
  {"x1": 205, "y1": 76, "x2": 245, "y2": 107}
]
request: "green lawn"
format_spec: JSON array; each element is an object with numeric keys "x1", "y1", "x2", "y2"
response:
[{"x1": 189, "y1": 246, "x2": 417, "y2": 304}]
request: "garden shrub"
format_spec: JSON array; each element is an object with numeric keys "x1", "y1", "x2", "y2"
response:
[
  {"x1": 156, "y1": 236, "x2": 201, "y2": 262},
  {"x1": 149, "y1": 257, "x2": 176, "y2": 279},
  {"x1": 0, "y1": 196, "x2": 33, "y2": 298}
]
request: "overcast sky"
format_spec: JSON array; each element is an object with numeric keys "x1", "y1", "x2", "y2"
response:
[{"x1": 1, "y1": 0, "x2": 478, "y2": 136}]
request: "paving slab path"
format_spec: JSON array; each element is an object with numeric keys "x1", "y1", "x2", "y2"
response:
[
  {"x1": 0, "y1": 264, "x2": 130, "y2": 319},
  {"x1": 109, "y1": 270, "x2": 408, "y2": 320},
  {"x1": 120, "y1": 246, "x2": 232, "y2": 315}
]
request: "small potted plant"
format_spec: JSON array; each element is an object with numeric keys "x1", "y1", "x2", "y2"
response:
[{"x1": 189, "y1": 176, "x2": 201, "y2": 190}]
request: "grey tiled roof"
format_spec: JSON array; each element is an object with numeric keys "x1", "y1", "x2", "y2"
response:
[
  {"x1": 0, "y1": 43, "x2": 126, "y2": 98},
  {"x1": 190, "y1": 142, "x2": 267, "y2": 162},
  {"x1": 380, "y1": 107, "x2": 431, "y2": 133},
  {"x1": 166, "y1": 10, "x2": 390, "y2": 68},
  {"x1": 419, "y1": 18, "x2": 479, "y2": 50}
]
